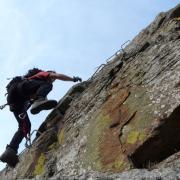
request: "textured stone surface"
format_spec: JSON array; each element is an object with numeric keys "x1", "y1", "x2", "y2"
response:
[{"x1": 0, "y1": 4, "x2": 179, "y2": 180}]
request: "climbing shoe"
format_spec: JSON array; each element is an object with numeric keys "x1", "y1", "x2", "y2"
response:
[
  {"x1": 30, "y1": 98, "x2": 58, "y2": 114},
  {"x1": 0, "y1": 147, "x2": 19, "y2": 168}
]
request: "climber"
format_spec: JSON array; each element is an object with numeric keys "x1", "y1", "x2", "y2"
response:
[{"x1": 0, "y1": 68, "x2": 82, "y2": 167}]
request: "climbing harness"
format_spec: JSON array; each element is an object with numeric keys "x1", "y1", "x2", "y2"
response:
[{"x1": 17, "y1": 112, "x2": 42, "y2": 149}]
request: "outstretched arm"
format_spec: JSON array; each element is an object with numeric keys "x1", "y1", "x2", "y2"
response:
[
  {"x1": 49, "y1": 72, "x2": 73, "y2": 81},
  {"x1": 49, "y1": 72, "x2": 82, "y2": 82}
]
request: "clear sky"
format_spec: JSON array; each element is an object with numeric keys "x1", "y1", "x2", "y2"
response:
[{"x1": 0, "y1": 1, "x2": 179, "y2": 170}]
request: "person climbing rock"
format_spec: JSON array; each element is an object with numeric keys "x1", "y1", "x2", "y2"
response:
[{"x1": 0, "y1": 68, "x2": 82, "y2": 167}]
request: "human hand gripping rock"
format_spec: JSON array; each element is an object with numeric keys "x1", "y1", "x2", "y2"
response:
[{"x1": 73, "y1": 76, "x2": 82, "y2": 82}]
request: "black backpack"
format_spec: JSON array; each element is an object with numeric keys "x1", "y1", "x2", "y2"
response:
[
  {"x1": 6, "y1": 76, "x2": 24, "y2": 95},
  {"x1": 4, "y1": 76, "x2": 26, "y2": 111}
]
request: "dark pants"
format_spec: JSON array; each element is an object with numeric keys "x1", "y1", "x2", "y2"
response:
[
  {"x1": 9, "y1": 111, "x2": 31, "y2": 153},
  {"x1": 8, "y1": 80, "x2": 53, "y2": 153}
]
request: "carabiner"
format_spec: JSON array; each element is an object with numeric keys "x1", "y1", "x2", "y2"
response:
[
  {"x1": 19, "y1": 113, "x2": 26, "y2": 119},
  {"x1": 25, "y1": 136, "x2": 32, "y2": 148}
]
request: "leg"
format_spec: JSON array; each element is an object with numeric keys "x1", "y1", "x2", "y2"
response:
[
  {"x1": 9, "y1": 111, "x2": 31, "y2": 152},
  {"x1": 36, "y1": 82, "x2": 53, "y2": 99},
  {"x1": 23, "y1": 80, "x2": 57, "y2": 114},
  {"x1": 22, "y1": 80, "x2": 53, "y2": 99},
  {"x1": 0, "y1": 111, "x2": 31, "y2": 167}
]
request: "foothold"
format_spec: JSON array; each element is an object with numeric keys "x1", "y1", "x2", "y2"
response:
[{"x1": 109, "y1": 122, "x2": 120, "y2": 129}]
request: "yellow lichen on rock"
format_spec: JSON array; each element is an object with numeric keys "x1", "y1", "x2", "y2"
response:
[
  {"x1": 48, "y1": 142, "x2": 58, "y2": 150},
  {"x1": 127, "y1": 131, "x2": 140, "y2": 144},
  {"x1": 58, "y1": 128, "x2": 65, "y2": 145},
  {"x1": 83, "y1": 112, "x2": 111, "y2": 170},
  {"x1": 127, "y1": 130, "x2": 146, "y2": 144},
  {"x1": 174, "y1": 17, "x2": 180, "y2": 21},
  {"x1": 33, "y1": 153, "x2": 46, "y2": 176},
  {"x1": 139, "y1": 131, "x2": 147, "y2": 141},
  {"x1": 114, "y1": 155, "x2": 126, "y2": 170}
]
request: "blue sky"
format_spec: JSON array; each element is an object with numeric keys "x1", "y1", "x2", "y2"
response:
[{"x1": 0, "y1": 1, "x2": 179, "y2": 170}]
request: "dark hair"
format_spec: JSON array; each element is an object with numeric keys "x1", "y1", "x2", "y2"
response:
[
  {"x1": 47, "y1": 70, "x2": 56, "y2": 73},
  {"x1": 24, "y1": 68, "x2": 43, "y2": 78}
]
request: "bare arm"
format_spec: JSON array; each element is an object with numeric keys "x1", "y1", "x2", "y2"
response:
[{"x1": 49, "y1": 72, "x2": 74, "y2": 81}]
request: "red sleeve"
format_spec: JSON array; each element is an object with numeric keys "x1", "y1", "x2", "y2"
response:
[{"x1": 28, "y1": 71, "x2": 50, "y2": 80}]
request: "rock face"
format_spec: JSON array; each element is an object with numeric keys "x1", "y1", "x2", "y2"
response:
[{"x1": 0, "y1": 4, "x2": 180, "y2": 180}]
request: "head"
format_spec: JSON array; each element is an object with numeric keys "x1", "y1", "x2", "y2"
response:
[
  {"x1": 47, "y1": 70, "x2": 56, "y2": 73},
  {"x1": 24, "y1": 68, "x2": 43, "y2": 78}
]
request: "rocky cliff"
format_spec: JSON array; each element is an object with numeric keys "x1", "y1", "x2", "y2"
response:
[{"x1": 0, "y1": 4, "x2": 180, "y2": 180}]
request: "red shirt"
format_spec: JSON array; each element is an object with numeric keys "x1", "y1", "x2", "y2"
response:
[{"x1": 28, "y1": 71, "x2": 50, "y2": 80}]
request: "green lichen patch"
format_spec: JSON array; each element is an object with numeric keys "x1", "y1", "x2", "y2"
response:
[
  {"x1": 33, "y1": 153, "x2": 46, "y2": 176},
  {"x1": 139, "y1": 131, "x2": 147, "y2": 141},
  {"x1": 123, "y1": 87, "x2": 153, "y2": 130},
  {"x1": 118, "y1": 87, "x2": 152, "y2": 153},
  {"x1": 58, "y1": 128, "x2": 65, "y2": 145},
  {"x1": 83, "y1": 112, "x2": 111, "y2": 171},
  {"x1": 48, "y1": 142, "x2": 58, "y2": 151},
  {"x1": 82, "y1": 103, "x2": 132, "y2": 172},
  {"x1": 114, "y1": 154, "x2": 129, "y2": 170},
  {"x1": 127, "y1": 130, "x2": 147, "y2": 144},
  {"x1": 80, "y1": 88, "x2": 133, "y2": 172},
  {"x1": 127, "y1": 131, "x2": 140, "y2": 144},
  {"x1": 174, "y1": 17, "x2": 180, "y2": 21},
  {"x1": 103, "y1": 154, "x2": 129, "y2": 171}
]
